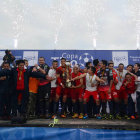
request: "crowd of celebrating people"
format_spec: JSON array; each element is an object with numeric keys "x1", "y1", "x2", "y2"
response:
[{"x1": 0, "y1": 50, "x2": 140, "y2": 124}]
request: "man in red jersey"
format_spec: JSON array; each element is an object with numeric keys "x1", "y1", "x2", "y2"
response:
[
  {"x1": 97, "y1": 60, "x2": 114, "y2": 119},
  {"x1": 108, "y1": 62, "x2": 121, "y2": 119},
  {"x1": 93, "y1": 59, "x2": 100, "y2": 75},
  {"x1": 70, "y1": 65, "x2": 83, "y2": 119},
  {"x1": 120, "y1": 72, "x2": 137, "y2": 119},
  {"x1": 71, "y1": 66, "x2": 105, "y2": 119},
  {"x1": 52, "y1": 58, "x2": 71, "y2": 118}
]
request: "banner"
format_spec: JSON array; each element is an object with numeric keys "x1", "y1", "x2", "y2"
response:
[{"x1": 0, "y1": 50, "x2": 140, "y2": 68}]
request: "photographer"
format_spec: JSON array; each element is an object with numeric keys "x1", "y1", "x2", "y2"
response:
[{"x1": 3, "y1": 50, "x2": 15, "y2": 67}]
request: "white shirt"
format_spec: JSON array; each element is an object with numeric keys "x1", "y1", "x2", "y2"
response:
[
  {"x1": 48, "y1": 69, "x2": 57, "y2": 88},
  {"x1": 86, "y1": 73, "x2": 97, "y2": 92},
  {"x1": 116, "y1": 69, "x2": 127, "y2": 90},
  {"x1": 136, "y1": 76, "x2": 140, "y2": 92}
]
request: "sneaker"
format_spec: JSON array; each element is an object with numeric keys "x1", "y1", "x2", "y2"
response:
[
  {"x1": 61, "y1": 114, "x2": 66, "y2": 118},
  {"x1": 78, "y1": 113, "x2": 83, "y2": 119},
  {"x1": 102, "y1": 114, "x2": 107, "y2": 120},
  {"x1": 109, "y1": 114, "x2": 114, "y2": 120},
  {"x1": 96, "y1": 114, "x2": 102, "y2": 119},
  {"x1": 52, "y1": 115, "x2": 57, "y2": 119},
  {"x1": 130, "y1": 115, "x2": 136, "y2": 120},
  {"x1": 124, "y1": 115, "x2": 130, "y2": 120},
  {"x1": 72, "y1": 113, "x2": 78, "y2": 118},
  {"x1": 83, "y1": 114, "x2": 88, "y2": 119},
  {"x1": 116, "y1": 114, "x2": 122, "y2": 120}
]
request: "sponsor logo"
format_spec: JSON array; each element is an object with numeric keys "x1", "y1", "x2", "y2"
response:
[
  {"x1": 112, "y1": 51, "x2": 128, "y2": 67},
  {"x1": 113, "y1": 56, "x2": 127, "y2": 62},
  {"x1": 79, "y1": 53, "x2": 94, "y2": 67},
  {"x1": 23, "y1": 51, "x2": 38, "y2": 66},
  {"x1": 50, "y1": 52, "x2": 94, "y2": 68},
  {"x1": 62, "y1": 53, "x2": 78, "y2": 60},
  {"x1": 15, "y1": 56, "x2": 22, "y2": 60},
  {"x1": 23, "y1": 56, "x2": 36, "y2": 61}
]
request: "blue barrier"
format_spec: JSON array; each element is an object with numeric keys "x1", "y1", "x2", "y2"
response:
[
  {"x1": 0, "y1": 50, "x2": 140, "y2": 68},
  {"x1": 0, "y1": 127, "x2": 140, "y2": 140}
]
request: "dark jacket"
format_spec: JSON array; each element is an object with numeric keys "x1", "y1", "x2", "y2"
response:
[
  {"x1": 0, "y1": 68, "x2": 46, "y2": 94},
  {"x1": 0, "y1": 74, "x2": 12, "y2": 94}
]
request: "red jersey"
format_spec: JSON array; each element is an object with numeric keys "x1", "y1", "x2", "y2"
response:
[
  {"x1": 112, "y1": 69, "x2": 118, "y2": 91},
  {"x1": 95, "y1": 66, "x2": 100, "y2": 75},
  {"x1": 16, "y1": 68, "x2": 25, "y2": 90},
  {"x1": 56, "y1": 66, "x2": 71, "y2": 85},
  {"x1": 71, "y1": 72, "x2": 82, "y2": 86},
  {"x1": 120, "y1": 77, "x2": 136, "y2": 94}
]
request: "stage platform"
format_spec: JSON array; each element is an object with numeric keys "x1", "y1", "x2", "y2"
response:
[{"x1": 0, "y1": 118, "x2": 140, "y2": 130}]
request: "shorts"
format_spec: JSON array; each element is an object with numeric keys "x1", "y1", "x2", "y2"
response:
[
  {"x1": 111, "y1": 89, "x2": 119, "y2": 99},
  {"x1": 83, "y1": 90, "x2": 99, "y2": 102},
  {"x1": 98, "y1": 86, "x2": 112, "y2": 100},
  {"x1": 99, "y1": 91, "x2": 112, "y2": 100},
  {"x1": 50, "y1": 87, "x2": 57, "y2": 100},
  {"x1": 56, "y1": 86, "x2": 69, "y2": 97},
  {"x1": 119, "y1": 90, "x2": 128, "y2": 100},
  {"x1": 67, "y1": 88, "x2": 72, "y2": 98},
  {"x1": 70, "y1": 88, "x2": 83, "y2": 100}
]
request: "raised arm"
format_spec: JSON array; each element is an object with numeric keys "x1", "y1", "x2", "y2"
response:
[
  {"x1": 29, "y1": 70, "x2": 46, "y2": 79},
  {"x1": 127, "y1": 71, "x2": 138, "y2": 81},
  {"x1": 71, "y1": 73, "x2": 87, "y2": 81},
  {"x1": 34, "y1": 64, "x2": 46, "y2": 74},
  {"x1": 48, "y1": 69, "x2": 57, "y2": 81},
  {"x1": 0, "y1": 69, "x2": 12, "y2": 77},
  {"x1": 72, "y1": 78, "x2": 83, "y2": 89},
  {"x1": 95, "y1": 76, "x2": 105, "y2": 83}
]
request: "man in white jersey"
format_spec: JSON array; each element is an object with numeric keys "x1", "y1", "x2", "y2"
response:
[
  {"x1": 71, "y1": 66, "x2": 104, "y2": 119},
  {"x1": 48, "y1": 60, "x2": 58, "y2": 118},
  {"x1": 116, "y1": 63, "x2": 127, "y2": 98},
  {"x1": 115, "y1": 63, "x2": 127, "y2": 118}
]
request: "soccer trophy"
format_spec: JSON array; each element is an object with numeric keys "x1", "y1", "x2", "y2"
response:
[{"x1": 65, "y1": 61, "x2": 72, "y2": 88}]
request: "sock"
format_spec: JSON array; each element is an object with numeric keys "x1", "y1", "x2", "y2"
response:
[
  {"x1": 49, "y1": 102, "x2": 53, "y2": 114},
  {"x1": 108, "y1": 101, "x2": 113, "y2": 115},
  {"x1": 96, "y1": 105, "x2": 100, "y2": 114},
  {"x1": 93, "y1": 103, "x2": 97, "y2": 115},
  {"x1": 61, "y1": 102, "x2": 66, "y2": 114},
  {"x1": 53, "y1": 102, "x2": 58, "y2": 115},
  {"x1": 115, "y1": 102, "x2": 119, "y2": 115},
  {"x1": 102, "y1": 102, "x2": 107, "y2": 114},
  {"x1": 79, "y1": 102, "x2": 83, "y2": 114},
  {"x1": 124, "y1": 104, "x2": 128, "y2": 116},
  {"x1": 73, "y1": 102, "x2": 77, "y2": 113},
  {"x1": 84, "y1": 104, "x2": 87, "y2": 115}
]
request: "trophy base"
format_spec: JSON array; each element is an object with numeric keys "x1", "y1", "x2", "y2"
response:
[{"x1": 65, "y1": 81, "x2": 72, "y2": 88}]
